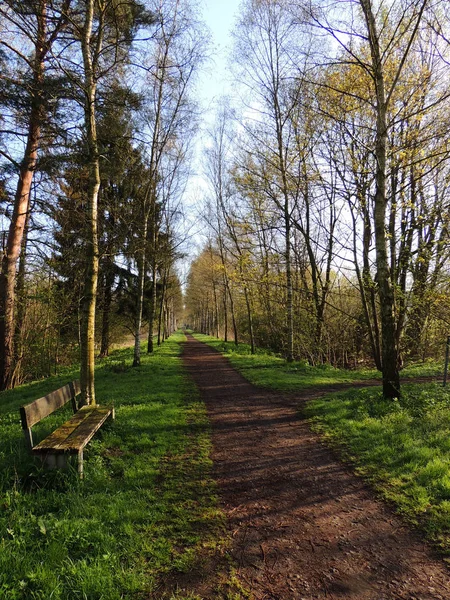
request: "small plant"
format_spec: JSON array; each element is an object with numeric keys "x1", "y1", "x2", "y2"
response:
[{"x1": 106, "y1": 359, "x2": 129, "y2": 373}]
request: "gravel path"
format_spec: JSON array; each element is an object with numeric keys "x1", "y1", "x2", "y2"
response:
[{"x1": 179, "y1": 335, "x2": 450, "y2": 600}]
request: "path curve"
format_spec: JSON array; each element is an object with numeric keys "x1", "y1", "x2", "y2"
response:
[{"x1": 182, "y1": 335, "x2": 450, "y2": 600}]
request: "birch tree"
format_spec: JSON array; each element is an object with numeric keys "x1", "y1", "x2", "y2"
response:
[
  {"x1": 66, "y1": 0, "x2": 154, "y2": 402},
  {"x1": 131, "y1": 0, "x2": 206, "y2": 365},
  {"x1": 307, "y1": 0, "x2": 449, "y2": 397}
]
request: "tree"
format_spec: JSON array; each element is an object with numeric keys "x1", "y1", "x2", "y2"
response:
[
  {"x1": 233, "y1": 0, "x2": 304, "y2": 361},
  {"x1": 130, "y1": 0, "x2": 206, "y2": 365},
  {"x1": 360, "y1": 0, "x2": 425, "y2": 397},
  {"x1": 62, "y1": 0, "x2": 155, "y2": 402},
  {"x1": 204, "y1": 103, "x2": 241, "y2": 346},
  {"x1": 0, "y1": 0, "x2": 71, "y2": 390}
]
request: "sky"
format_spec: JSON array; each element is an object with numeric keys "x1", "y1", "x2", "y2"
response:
[
  {"x1": 198, "y1": 0, "x2": 242, "y2": 108},
  {"x1": 180, "y1": 0, "x2": 243, "y2": 262}
]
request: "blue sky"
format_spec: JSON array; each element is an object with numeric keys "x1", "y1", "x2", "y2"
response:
[
  {"x1": 180, "y1": 0, "x2": 244, "y2": 262},
  {"x1": 198, "y1": 0, "x2": 242, "y2": 108}
]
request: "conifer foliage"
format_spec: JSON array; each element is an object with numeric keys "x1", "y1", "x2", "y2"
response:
[{"x1": 0, "y1": 0, "x2": 204, "y2": 394}]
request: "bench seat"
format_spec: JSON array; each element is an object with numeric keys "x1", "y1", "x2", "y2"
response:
[
  {"x1": 33, "y1": 405, "x2": 114, "y2": 454},
  {"x1": 20, "y1": 381, "x2": 114, "y2": 477}
]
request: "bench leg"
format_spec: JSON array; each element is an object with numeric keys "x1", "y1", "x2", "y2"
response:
[
  {"x1": 41, "y1": 453, "x2": 67, "y2": 469},
  {"x1": 78, "y1": 450, "x2": 84, "y2": 478},
  {"x1": 56, "y1": 454, "x2": 67, "y2": 469},
  {"x1": 44, "y1": 454, "x2": 56, "y2": 469}
]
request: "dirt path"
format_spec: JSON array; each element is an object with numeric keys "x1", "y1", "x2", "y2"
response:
[{"x1": 180, "y1": 335, "x2": 450, "y2": 599}]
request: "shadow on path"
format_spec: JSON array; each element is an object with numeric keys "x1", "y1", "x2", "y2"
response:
[{"x1": 181, "y1": 335, "x2": 449, "y2": 600}]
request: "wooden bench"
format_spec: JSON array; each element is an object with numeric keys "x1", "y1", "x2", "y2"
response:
[{"x1": 20, "y1": 380, "x2": 114, "y2": 477}]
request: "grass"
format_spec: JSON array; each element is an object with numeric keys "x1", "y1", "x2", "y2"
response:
[
  {"x1": 193, "y1": 334, "x2": 381, "y2": 389},
  {"x1": 305, "y1": 384, "x2": 450, "y2": 552},
  {"x1": 0, "y1": 332, "x2": 225, "y2": 600},
  {"x1": 194, "y1": 334, "x2": 444, "y2": 389}
]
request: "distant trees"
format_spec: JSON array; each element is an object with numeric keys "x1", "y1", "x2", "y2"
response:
[
  {"x1": 186, "y1": 0, "x2": 450, "y2": 398},
  {"x1": 232, "y1": 0, "x2": 303, "y2": 361},
  {"x1": 130, "y1": 0, "x2": 206, "y2": 366}
]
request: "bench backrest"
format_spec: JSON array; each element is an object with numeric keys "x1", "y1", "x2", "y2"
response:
[{"x1": 20, "y1": 380, "x2": 81, "y2": 450}]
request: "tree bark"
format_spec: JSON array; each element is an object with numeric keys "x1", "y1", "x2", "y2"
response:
[
  {"x1": 11, "y1": 208, "x2": 31, "y2": 387},
  {"x1": 79, "y1": 0, "x2": 102, "y2": 405},
  {"x1": 0, "y1": 2, "x2": 47, "y2": 390},
  {"x1": 157, "y1": 269, "x2": 167, "y2": 346},
  {"x1": 147, "y1": 258, "x2": 157, "y2": 353},
  {"x1": 360, "y1": 0, "x2": 400, "y2": 398},
  {"x1": 222, "y1": 280, "x2": 228, "y2": 342},
  {"x1": 133, "y1": 219, "x2": 147, "y2": 366},
  {"x1": 99, "y1": 257, "x2": 114, "y2": 358}
]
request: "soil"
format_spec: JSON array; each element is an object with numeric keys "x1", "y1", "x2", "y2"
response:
[{"x1": 173, "y1": 335, "x2": 450, "y2": 599}]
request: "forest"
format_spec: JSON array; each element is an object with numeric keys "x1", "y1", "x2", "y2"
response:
[
  {"x1": 0, "y1": 0, "x2": 200, "y2": 400},
  {"x1": 185, "y1": 0, "x2": 450, "y2": 399},
  {"x1": 2, "y1": 1, "x2": 450, "y2": 598},
  {"x1": 1, "y1": 0, "x2": 450, "y2": 402}
]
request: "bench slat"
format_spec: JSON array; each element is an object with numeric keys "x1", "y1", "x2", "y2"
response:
[
  {"x1": 20, "y1": 381, "x2": 80, "y2": 429},
  {"x1": 32, "y1": 405, "x2": 92, "y2": 453},
  {"x1": 32, "y1": 406, "x2": 113, "y2": 454}
]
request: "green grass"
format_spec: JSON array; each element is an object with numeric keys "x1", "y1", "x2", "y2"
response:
[
  {"x1": 0, "y1": 333, "x2": 224, "y2": 600},
  {"x1": 194, "y1": 334, "x2": 444, "y2": 389},
  {"x1": 401, "y1": 359, "x2": 445, "y2": 378},
  {"x1": 193, "y1": 333, "x2": 450, "y2": 552},
  {"x1": 304, "y1": 384, "x2": 450, "y2": 551},
  {"x1": 194, "y1": 334, "x2": 381, "y2": 389}
]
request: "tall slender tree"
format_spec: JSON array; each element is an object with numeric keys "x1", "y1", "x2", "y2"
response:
[{"x1": 0, "y1": 0, "x2": 71, "y2": 390}]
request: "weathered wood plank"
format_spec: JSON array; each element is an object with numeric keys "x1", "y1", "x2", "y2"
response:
[
  {"x1": 58, "y1": 406, "x2": 112, "y2": 451},
  {"x1": 32, "y1": 406, "x2": 113, "y2": 454},
  {"x1": 20, "y1": 380, "x2": 80, "y2": 429},
  {"x1": 32, "y1": 406, "x2": 93, "y2": 453}
]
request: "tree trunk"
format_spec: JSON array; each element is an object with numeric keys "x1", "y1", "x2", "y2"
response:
[
  {"x1": 11, "y1": 209, "x2": 31, "y2": 387},
  {"x1": 164, "y1": 298, "x2": 169, "y2": 340},
  {"x1": 360, "y1": 0, "x2": 400, "y2": 398},
  {"x1": 349, "y1": 198, "x2": 382, "y2": 370},
  {"x1": 99, "y1": 257, "x2": 114, "y2": 357},
  {"x1": 157, "y1": 270, "x2": 167, "y2": 346},
  {"x1": 284, "y1": 210, "x2": 294, "y2": 362},
  {"x1": 229, "y1": 285, "x2": 239, "y2": 346},
  {"x1": 133, "y1": 224, "x2": 147, "y2": 366},
  {"x1": 0, "y1": 3, "x2": 46, "y2": 390},
  {"x1": 147, "y1": 259, "x2": 157, "y2": 353},
  {"x1": 242, "y1": 281, "x2": 255, "y2": 354},
  {"x1": 212, "y1": 279, "x2": 220, "y2": 338},
  {"x1": 79, "y1": 0, "x2": 101, "y2": 405},
  {"x1": 273, "y1": 84, "x2": 294, "y2": 362},
  {"x1": 222, "y1": 281, "x2": 228, "y2": 342}
]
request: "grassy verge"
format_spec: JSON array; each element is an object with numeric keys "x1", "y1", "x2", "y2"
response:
[
  {"x1": 193, "y1": 334, "x2": 380, "y2": 389},
  {"x1": 0, "y1": 333, "x2": 223, "y2": 600},
  {"x1": 305, "y1": 384, "x2": 450, "y2": 553},
  {"x1": 193, "y1": 334, "x2": 444, "y2": 389}
]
